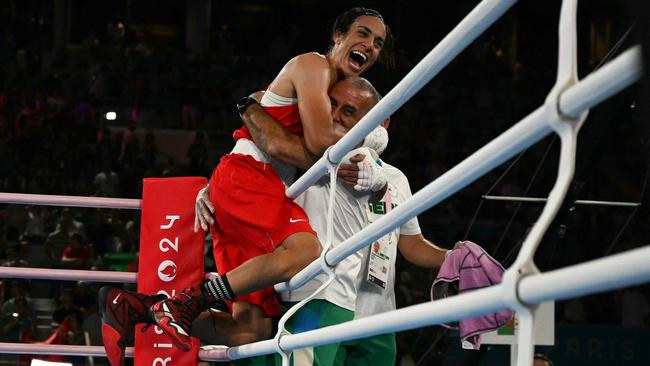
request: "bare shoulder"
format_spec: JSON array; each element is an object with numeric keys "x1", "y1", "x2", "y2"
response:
[
  {"x1": 268, "y1": 52, "x2": 329, "y2": 97},
  {"x1": 286, "y1": 52, "x2": 329, "y2": 72}
]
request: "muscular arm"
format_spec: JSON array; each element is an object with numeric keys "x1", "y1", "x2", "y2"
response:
[
  {"x1": 242, "y1": 103, "x2": 317, "y2": 170},
  {"x1": 397, "y1": 233, "x2": 448, "y2": 269},
  {"x1": 291, "y1": 54, "x2": 347, "y2": 156}
]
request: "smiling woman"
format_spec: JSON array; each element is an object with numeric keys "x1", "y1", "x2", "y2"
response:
[
  {"x1": 328, "y1": 8, "x2": 395, "y2": 70},
  {"x1": 329, "y1": 15, "x2": 386, "y2": 77},
  {"x1": 256, "y1": 8, "x2": 392, "y2": 157},
  {"x1": 97, "y1": 7, "x2": 398, "y2": 363}
]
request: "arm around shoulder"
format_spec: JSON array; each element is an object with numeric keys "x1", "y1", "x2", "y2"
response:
[{"x1": 242, "y1": 103, "x2": 316, "y2": 170}]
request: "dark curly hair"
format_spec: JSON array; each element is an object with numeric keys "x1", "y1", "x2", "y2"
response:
[{"x1": 329, "y1": 7, "x2": 395, "y2": 69}]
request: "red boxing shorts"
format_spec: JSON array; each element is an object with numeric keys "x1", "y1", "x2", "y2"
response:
[{"x1": 209, "y1": 153, "x2": 316, "y2": 317}]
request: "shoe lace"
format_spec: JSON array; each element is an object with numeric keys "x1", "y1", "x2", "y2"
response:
[
  {"x1": 170, "y1": 294, "x2": 202, "y2": 331},
  {"x1": 140, "y1": 323, "x2": 152, "y2": 333},
  {"x1": 131, "y1": 294, "x2": 163, "y2": 333}
]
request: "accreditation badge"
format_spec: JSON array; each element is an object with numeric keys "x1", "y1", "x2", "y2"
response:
[{"x1": 365, "y1": 184, "x2": 398, "y2": 289}]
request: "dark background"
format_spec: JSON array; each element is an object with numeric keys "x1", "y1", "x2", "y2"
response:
[{"x1": 0, "y1": 0, "x2": 648, "y2": 365}]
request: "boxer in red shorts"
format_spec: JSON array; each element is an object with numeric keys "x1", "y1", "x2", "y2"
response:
[
  {"x1": 208, "y1": 98, "x2": 317, "y2": 323},
  {"x1": 148, "y1": 8, "x2": 393, "y2": 352},
  {"x1": 99, "y1": 7, "x2": 393, "y2": 364}
]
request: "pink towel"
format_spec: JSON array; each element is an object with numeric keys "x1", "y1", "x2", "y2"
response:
[{"x1": 431, "y1": 241, "x2": 513, "y2": 350}]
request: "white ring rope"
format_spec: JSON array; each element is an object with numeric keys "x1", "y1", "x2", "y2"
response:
[
  {"x1": 0, "y1": 343, "x2": 229, "y2": 361},
  {"x1": 0, "y1": 266, "x2": 137, "y2": 283},
  {"x1": 228, "y1": 245, "x2": 650, "y2": 361},
  {"x1": 0, "y1": 266, "x2": 217, "y2": 283},
  {"x1": 0, "y1": 192, "x2": 140, "y2": 209},
  {"x1": 481, "y1": 195, "x2": 641, "y2": 207},
  {"x1": 2, "y1": 243, "x2": 648, "y2": 362}
]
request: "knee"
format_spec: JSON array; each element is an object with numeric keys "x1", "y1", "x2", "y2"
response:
[
  {"x1": 230, "y1": 330, "x2": 268, "y2": 346},
  {"x1": 280, "y1": 234, "x2": 321, "y2": 278},
  {"x1": 295, "y1": 238, "x2": 321, "y2": 269},
  {"x1": 229, "y1": 322, "x2": 273, "y2": 346},
  {"x1": 305, "y1": 239, "x2": 322, "y2": 262}
]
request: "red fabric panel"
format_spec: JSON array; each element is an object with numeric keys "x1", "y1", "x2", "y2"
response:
[
  {"x1": 232, "y1": 103, "x2": 302, "y2": 141},
  {"x1": 135, "y1": 177, "x2": 207, "y2": 365}
]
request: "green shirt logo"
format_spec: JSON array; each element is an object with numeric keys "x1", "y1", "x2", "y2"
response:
[{"x1": 368, "y1": 201, "x2": 397, "y2": 215}]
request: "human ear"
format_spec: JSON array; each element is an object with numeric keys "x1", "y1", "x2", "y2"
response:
[{"x1": 333, "y1": 31, "x2": 344, "y2": 45}]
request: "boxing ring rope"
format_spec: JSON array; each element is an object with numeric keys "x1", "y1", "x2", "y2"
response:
[
  {"x1": 481, "y1": 195, "x2": 641, "y2": 207},
  {"x1": 0, "y1": 266, "x2": 137, "y2": 283},
  {"x1": 0, "y1": 192, "x2": 141, "y2": 209},
  {"x1": 0, "y1": 344, "x2": 229, "y2": 360},
  {"x1": 0, "y1": 0, "x2": 645, "y2": 364},
  {"x1": 2, "y1": 245, "x2": 649, "y2": 360},
  {"x1": 222, "y1": 245, "x2": 650, "y2": 360},
  {"x1": 0, "y1": 193, "x2": 142, "y2": 282},
  {"x1": 0, "y1": 344, "x2": 116, "y2": 358}
]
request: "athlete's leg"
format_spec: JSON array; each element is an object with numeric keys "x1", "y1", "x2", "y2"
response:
[
  {"x1": 227, "y1": 232, "x2": 321, "y2": 295},
  {"x1": 151, "y1": 232, "x2": 321, "y2": 351},
  {"x1": 191, "y1": 302, "x2": 273, "y2": 346},
  {"x1": 98, "y1": 287, "x2": 166, "y2": 366},
  {"x1": 337, "y1": 333, "x2": 397, "y2": 366},
  {"x1": 279, "y1": 300, "x2": 354, "y2": 366}
]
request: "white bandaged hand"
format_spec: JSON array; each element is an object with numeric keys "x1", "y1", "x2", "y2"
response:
[
  {"x1": 353, "y1": 152, "x2": 387, "y2": 192},
  {"x1": 362, "y1": 126, "x2": 389, "y2": 155},
  {"x1": 194, "y1": 183, "x2": 215, "y2": 232}
]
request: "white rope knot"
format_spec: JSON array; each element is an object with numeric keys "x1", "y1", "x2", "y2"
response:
[
  {"x1": 325, "y1": 145, "x2": 340, "y2": 166},
  {"x1": 272, "y1": 328, "x2": 291, "y2": 366}
]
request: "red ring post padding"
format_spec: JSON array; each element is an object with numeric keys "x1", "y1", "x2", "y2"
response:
[{"x1": 135, "y1": 177, "x2": 207, "y2": 365}]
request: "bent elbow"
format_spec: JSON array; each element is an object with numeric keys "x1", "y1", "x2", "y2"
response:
[
  {"x1": 304, "y1": 138, "x2": 330, "y2": 158},
  {"x1": 264, "y1": 142, "x2": 284, "y2": 161}
]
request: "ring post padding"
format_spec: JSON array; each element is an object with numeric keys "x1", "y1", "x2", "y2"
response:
[{"x1": 135, "y1": 177, "x2": 207, "y2": 365}]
